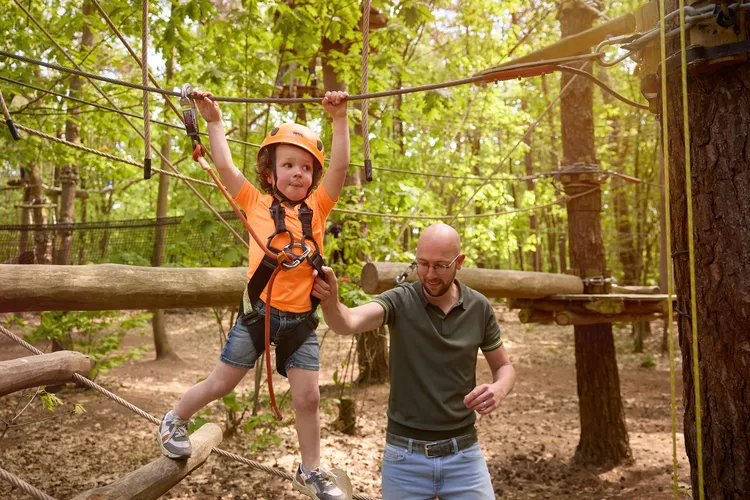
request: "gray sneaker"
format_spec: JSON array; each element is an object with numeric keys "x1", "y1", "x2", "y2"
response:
[
  {"x1": 158, "y1": 411, "x2": 192, "y2": 459},
  {"x1": 293, "y1": 464, "x2": 347, "y2": 500}
]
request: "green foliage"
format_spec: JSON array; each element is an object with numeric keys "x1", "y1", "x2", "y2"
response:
[
  {"x1": 25, "y1": 311, "x2": 151, "y2": 380},
  {"x1": 0, "y1": 386, "x2": 85, "y2": 440},
  {"x1": 1, "y1": 0, "x2": 663, "y2": 284},
  {"x1": 640, "y1": 354, "x2": 656, "y2": 369}
]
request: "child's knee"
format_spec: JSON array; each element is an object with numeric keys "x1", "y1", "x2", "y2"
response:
[{"x1": 292, "y1": 387, "x2": 320, "y2": 413}]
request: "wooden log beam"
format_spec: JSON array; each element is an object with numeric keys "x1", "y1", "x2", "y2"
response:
[
  {"x1": 360, "y1": 262, "x2": 584, "y2": 298},
  {"x1": 518, "y1": 309, "x2": 555, "y2": 324},
  {"x1": 0, "y1": 351, "x2": 92, "y2": 397},
  {"x1": 71, "y1": 423, "x2": 222, "y2": 500},
  {"x1": 475, "y1": 13, "x2": 636, "y2": 75},
  {"x1": 611, "y1": 284, "x2": 661, "y2": 295},
  {"x1": 0, "y1": 264, "x2": 247, "y2": 312},
  {"x1": 511, "y1": 296, "x2": 669, "y2": 315},
  {"x1": 554, "y1": 310, "x2": 661, "y2": 326}
]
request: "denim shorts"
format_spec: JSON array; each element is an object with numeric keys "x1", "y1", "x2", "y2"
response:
[{"x1": 220, "y1": 300, "x2": 320, "y2": 373}]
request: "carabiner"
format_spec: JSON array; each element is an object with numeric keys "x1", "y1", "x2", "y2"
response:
[
  {"x1": 180, "y1": 83, "x2": 201, "y2": 147},
  {"x1": 280, "y1": 242, "x2": 311, "y2": 270}
]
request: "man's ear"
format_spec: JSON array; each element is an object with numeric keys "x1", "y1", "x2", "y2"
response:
[{"x1": 456, "y1": 254, "x2": 466, "y2": 270}]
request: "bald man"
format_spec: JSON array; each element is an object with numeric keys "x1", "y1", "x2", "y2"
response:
[{"x1": 312, "y1": 223, "x2": 515, "y2": 499}]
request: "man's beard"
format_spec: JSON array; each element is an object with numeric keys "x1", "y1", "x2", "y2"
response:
[{"x1": 422, "y1": 270, "x2": 456, "y2": 298}]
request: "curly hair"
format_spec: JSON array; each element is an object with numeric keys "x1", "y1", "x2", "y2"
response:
[{"x1": 256, "y1": 146, "x2": 324, "y2": 195}]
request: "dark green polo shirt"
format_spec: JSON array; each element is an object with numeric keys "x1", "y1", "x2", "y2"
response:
[{"x1": 373, "y1": 280, "x2": 502, "y2": 440}]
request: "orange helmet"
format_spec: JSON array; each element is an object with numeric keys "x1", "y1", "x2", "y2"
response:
[{"x1": 258, "y1": 123, "x2": 324, "y2": 170}]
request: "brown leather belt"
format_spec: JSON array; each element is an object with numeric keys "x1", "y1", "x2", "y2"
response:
[{"x1": 385, "y1": 431, "x2": 478, "y2": 458}]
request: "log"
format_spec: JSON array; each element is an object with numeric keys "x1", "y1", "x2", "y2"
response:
[
  {"x1": 71, "y1": 423, "x2": 223, "y2": 500},
  {"x1": 0, "y1": 351, "x2": 92, "y2": 397},
  {"x1": 554, "y1": 310, "x2": 661, "y2": 326},
  {"x1": 518, "y1": 309, "x2": 555, "y2": 324},
  {"x1": 611, "y1": 284, "x2": 661, "y2": 295},
  {"x1": 360, "y1": 262, "x2": 584, "y2": 298},
  {"x1": 0, "y1": 264, "x2": 247, "y2": 312},
  {"x1": 511, "y1": 296, "x2": 669, "y2": 316}
]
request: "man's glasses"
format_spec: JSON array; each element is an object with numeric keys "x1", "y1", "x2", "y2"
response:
[{"x1": 415, "y1": 254, "x2": 461, "y2": 276}]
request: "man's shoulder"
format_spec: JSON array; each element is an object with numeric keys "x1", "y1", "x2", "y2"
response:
[{"x1": 457, "y1": 281, "x2": 494, "y2": 309}]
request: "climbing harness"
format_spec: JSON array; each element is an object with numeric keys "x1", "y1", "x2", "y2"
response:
[{"x1": 184, "y1": 88, "x2": 327, "y2": 419}]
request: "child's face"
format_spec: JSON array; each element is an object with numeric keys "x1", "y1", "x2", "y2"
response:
[{"x1": 268, "y1": 144, "x2": 315, "y2": 201}]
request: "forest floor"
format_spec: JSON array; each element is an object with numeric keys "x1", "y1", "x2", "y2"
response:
[{"x1": 0, "y1": 307, "x2": 691, "y2": 499}]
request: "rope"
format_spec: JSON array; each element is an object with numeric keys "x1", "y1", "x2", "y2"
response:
[
  {"x1": 332, "y1": 187, "x2": 598, "y2": 220},
  {"x1": 554, "y1": 66, "x2": 649, "y2": 110},
  {"x1": 658, "y1": 0, "x2": 679, "y2": 494},
  {"x1": 0, "y1": 76, "x2": 261, "y2": 150},
  {"x1": 141, "y1": 0, "x2": 151, "y2": 179},
  {"x1": 0, "y1": 466, "x2": 56, "y2": 500},
  {"x1": 89, "y1": 0, "x2": 183, "y2": 121},
  {"x1": 10, "y1": 0, "x2": 248, "y2": 251},
  {"x1": 385, "y1": 88, "x2": 482, "y2": 261},
  {"x1": 0, "y1": 122, "x2": 210, "y2": 186},
  {"x1": 0, "y1": 326, "x2": 376, "y2": 500},
  {"x1": 0, "y1": 121, "x2": 250, "y2": 249},
  {"x1": 448, "y1": 62, "x2": 590, "y2": 224},
  {"x1": 0, "y1": 48, "x2": 601, "y2": 104},
  {"x1": 678, "y1": 0, "x2": 705, "y2": 495},
  {"x1": 361, "y1": 0, "x2": 372, "y2": 181}
]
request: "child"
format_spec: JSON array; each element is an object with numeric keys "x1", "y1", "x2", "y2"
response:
[{"x1": 158, "y1": 89, "x2": 350, "y2": 500}]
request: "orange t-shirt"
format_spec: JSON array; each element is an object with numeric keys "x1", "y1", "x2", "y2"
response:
[{"x1": 235, "y1": 181, "x2": 337, "y2": 313}]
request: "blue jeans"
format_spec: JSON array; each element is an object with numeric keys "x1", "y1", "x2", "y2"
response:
[
  {"x1": 219, "y1": 301, "x2": 320, "y2": 373},
  {"x1": 381, "y1": 438, "x2": 495, "y2": 499}
]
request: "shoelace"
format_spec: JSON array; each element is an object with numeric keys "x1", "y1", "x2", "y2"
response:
[
  {"x1": 172, "y1": 418, "x2": 189, "y2": 438},
  {"x1": 309, "y1": 468, "x2": 335, "y2": 487}
]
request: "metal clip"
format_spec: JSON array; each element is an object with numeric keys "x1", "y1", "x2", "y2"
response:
[
  {"x1": 180, "y1": 83, "x2": 201, "y2": 146},
  {"x1": 581, "y1": 276, "x2": 617, "y2": 286}
]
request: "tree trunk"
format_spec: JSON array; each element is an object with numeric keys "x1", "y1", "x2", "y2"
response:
[
  {"x1": 55, "y1": 2, "x2": 92, "y2": 266},
  {"x1": 664, "y1": 33, "x2": 750, "y2": 495},
  {"x1": 27, "y1": 163, "x2": 52, "y2": 264},
  {"x1": 559, "y1": 0, "x2": 631, "y2": 467},
  {"x1": 522, "y1": 97, "x2": 540, "y2": 271},
  {"x1": 19, "y1": 183, "x2": 31, "y2": 259},
  {"x1": 150, "y1": 45, "x2": 176, "y2": 361},
  {"x1": 356, "y1": 328, "x2": 389, "y2": 385}
]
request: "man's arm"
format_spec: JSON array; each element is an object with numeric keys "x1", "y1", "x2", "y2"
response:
[
  {"x1": 484, "y1": 346, "x2": 516, "y2": 401},
  {"x1": 464, "y1": 346, "x2": 516, "y2": 415},
  {"x1": 312, "y1": 267, "x2": 385, "y2": 335}
]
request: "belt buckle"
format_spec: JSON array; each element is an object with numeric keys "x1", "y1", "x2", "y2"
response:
[{"x1": 424, "y1": 441, "x2": 441, "y2": 458}]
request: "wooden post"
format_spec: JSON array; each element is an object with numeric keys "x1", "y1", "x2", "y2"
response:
[
  {"x1": 0, "y1": 351, "x2": 92, "y2": 397},
  {"x1": 518, "y1": 309, "x2": 555, "y2": 324},
  {"x1": 554, "y1": 310, "x2": 660, "y2": 326},
  {"x1": 71, "y1": 423, "x2": 223, "y2": 500}
]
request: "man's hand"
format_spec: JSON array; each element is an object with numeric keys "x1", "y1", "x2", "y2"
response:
[
  {"x1": 463, "y1": 383, "x2": 505, "y2": 416},
  {"x1": 322, "y1": 91, "x2": 349, "y2": 120},
  {"x1": 312, "y1": 266, "x2": 339, "y2": 307}
]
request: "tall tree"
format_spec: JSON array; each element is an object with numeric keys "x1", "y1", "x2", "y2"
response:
[
  {"x1": 558, "y1": 0, "x2": 632, "y2": 467},
  {"x1": 150, "y1": 43, "x2": 177, "y2": 361},
  {"x1": 55, "y1": 1, "x2": 92, "y2": 265},
  {"x1": 664, "y1": 2, "x2": 750, "y2": 494}
]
